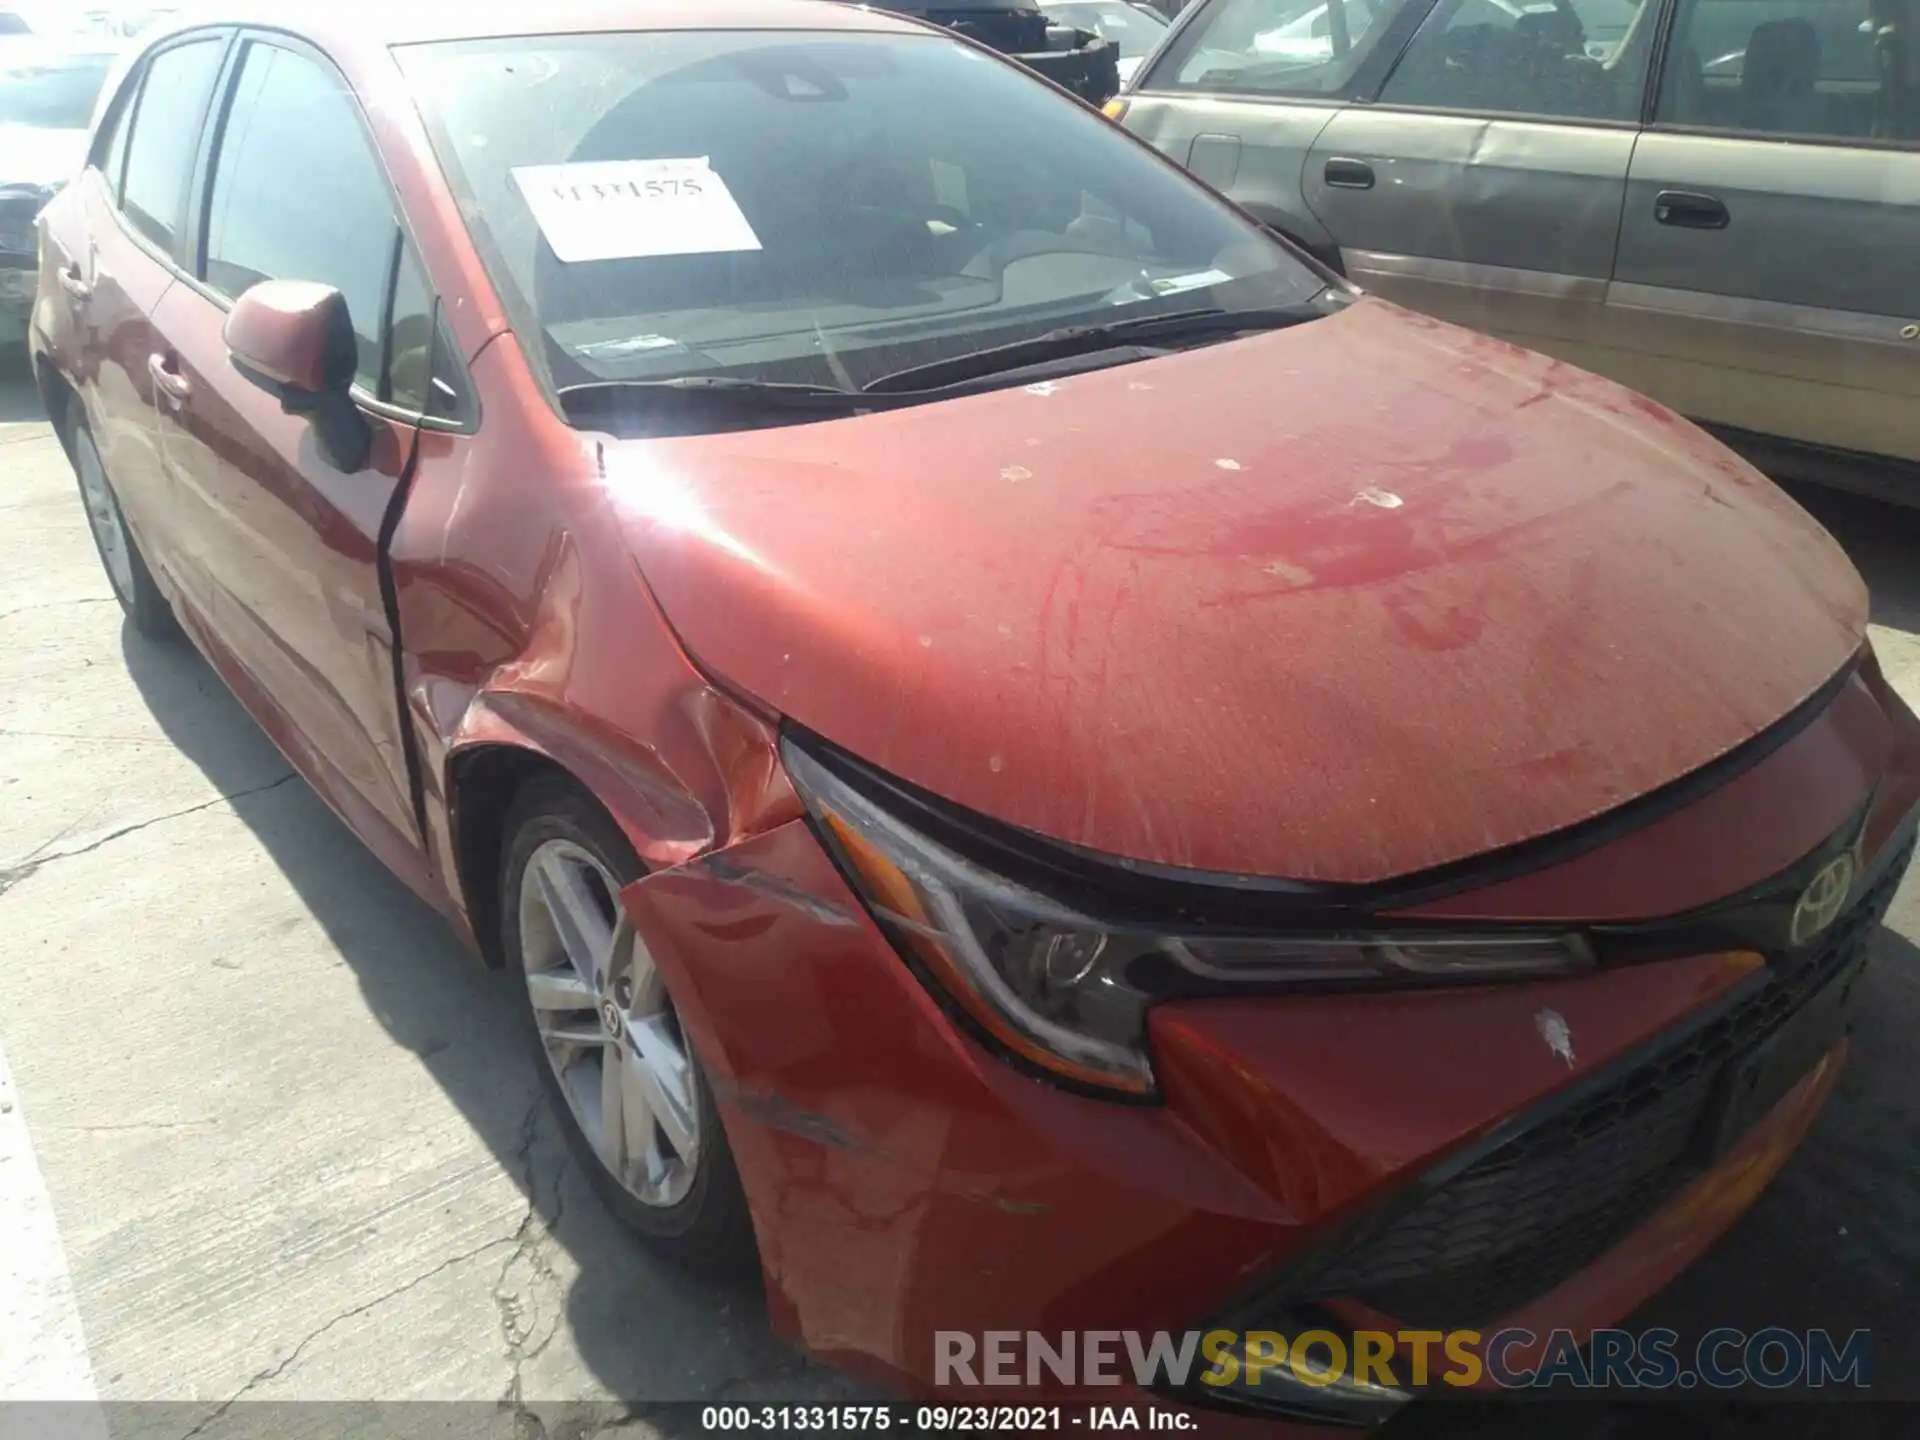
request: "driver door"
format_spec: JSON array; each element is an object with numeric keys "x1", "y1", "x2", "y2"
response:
[
  {"x1": 1303, "y1": 0, "x2": 1663, "y2": 369},
  {"x1": 145, "y1": 33, "x2": 444, "y2": 856}
]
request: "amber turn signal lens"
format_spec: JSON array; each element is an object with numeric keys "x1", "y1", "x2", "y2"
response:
[
  {"x1": 820, "y1": 806, "x2": 1153, "y2": 1096},
  {"x1": 1101, "y1": 98, "x2": 1129, "y2": 122}
]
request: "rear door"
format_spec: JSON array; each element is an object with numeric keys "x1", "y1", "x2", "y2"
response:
[
  {"x1": 62, "y1": 32, "x2": 228, "y2": 602},
  {"x1": 1120, "y1": 0, "x2": 1434, "y2": 262},
  {"x1": 144, "y1": 32, "x2": 454, "y2": 855},
  {"x1": 1607, "y1": 0, "x2": 1920, "y2": 465},
  {"x1": 1302, "y1": 0, "x2": 1663, "y2": 367}
]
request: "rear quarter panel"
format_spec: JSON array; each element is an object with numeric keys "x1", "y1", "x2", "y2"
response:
[{"x1": 1119, "y1": 92, "x2": 1343, "y2": 254}]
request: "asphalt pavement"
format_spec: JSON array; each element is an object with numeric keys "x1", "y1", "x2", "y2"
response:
[{"x1": 1, "y1": 349, "x2": 1915, "y2": 1437}]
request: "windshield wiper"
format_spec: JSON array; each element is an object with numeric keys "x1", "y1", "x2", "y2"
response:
[
  {"x1": 860, "y1": 298, "x2": 1341, "y2": 395},
  {"x1": 556, "y1": 295, "x2": 1346, "y2": 427},
  {"x1": 558, "y1": 375, "x2": 888, "y2": 411}
]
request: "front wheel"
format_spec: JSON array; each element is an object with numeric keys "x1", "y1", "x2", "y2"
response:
[
  {"x1": 500, "y1": 776, "x2": 755, "y2": 1270},
  {"x1": 70, "y1": 416, "x2": 176, "y2": 639}
]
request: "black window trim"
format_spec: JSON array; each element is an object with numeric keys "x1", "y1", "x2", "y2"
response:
[
  {"x1": 180, "y1": 26, "x2": 477, "y2": 432},
  {"x1": 1642, "y1": 120, "x2": 1920, "y2": 152},
  {"x1": 101, "y1": 27, "x2": 237, "y2": 278},
  {"x1": 86, "y1": 54, "x2": 147, "y2": 204}
]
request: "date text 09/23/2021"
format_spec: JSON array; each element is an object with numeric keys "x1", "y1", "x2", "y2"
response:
[{"x1": 699, "y1": 1407, "x2": 1192, "y2": 1432}]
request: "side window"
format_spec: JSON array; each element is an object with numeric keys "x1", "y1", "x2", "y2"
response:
[
  {"x1": 203, "y1": 42, "x2": 398, "y2": 392},
  {"x1": 1146, "y1": 0, "x2": 1418, "y2": 97},
  {"x1": 92, "y1": 71, "x2": 140, "y2": 202},
  {"x1": 120, "y1": 38, "x2": 224, "y2": 254},
  {"x1": 383, "y1": 241, "x2": 467, "y2": 419},
  {"x1": 1378, "y1": 0, "x2": 1660, "y2": 122},
  {"x1": 1656, "y1": 0, "x2": 1905, "y2": 142}
]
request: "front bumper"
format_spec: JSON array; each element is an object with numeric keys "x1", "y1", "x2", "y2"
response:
[{"x1": 620, "y1": 657, "x2": 1920, "y2": 1421}]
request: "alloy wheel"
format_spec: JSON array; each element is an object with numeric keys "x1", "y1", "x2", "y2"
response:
[
  {"x1": 516, "y1": 838, "x2": 701, "y2": 1208},
  {"x1": 75, "y1": 430, "x2": 135, "y2": 602}
]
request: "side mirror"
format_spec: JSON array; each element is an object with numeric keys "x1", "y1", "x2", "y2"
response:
[{"x1": 223, "y1": 280, "x2": 373, "y2": 472}]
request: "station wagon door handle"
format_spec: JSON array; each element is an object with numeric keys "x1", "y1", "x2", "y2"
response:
[
  {"x1": 1654, "y1": 190, "x2": 1729, "y2": 230},
  {"x1": 147, "y1": 352, "x2": 192, "y2": 407},
  {"x1": 1323, "y1": 158, "x2": 1375, "y2": 190}
]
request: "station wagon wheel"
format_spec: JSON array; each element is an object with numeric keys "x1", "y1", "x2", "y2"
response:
[
  {"x1": 500, "y1": 776, "x2": 754, "y2": 1265},
  {"x1": 68, "y1": 416, "x2": 176, "y2": 638}
]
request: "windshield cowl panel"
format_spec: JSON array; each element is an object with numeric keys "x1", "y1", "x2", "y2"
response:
[{"x1": 395, "y1": 27, "x2": 1323, "y2": 426}]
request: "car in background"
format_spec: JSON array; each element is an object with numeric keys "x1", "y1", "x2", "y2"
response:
[
  {"x1": 2, "y1": 36, "x2": 117, "y2": 345},
  {"x1": 882, "y1": 0, "x2": 1122, "y2": 100},
  {"x1": 28, "y1": 0, "x2": 1920, "y2": 1423},
  {"x1": 1044, "y1": 0, "x2": 1170, "y2": 80},
  {"x1": 1113, "y1": 0, "x2": 1920, "y2": 500}
]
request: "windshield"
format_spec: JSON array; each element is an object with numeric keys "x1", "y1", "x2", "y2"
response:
[
  {"x1": 395, "y1": 29, "x2": 1322, "y2": 405},
  {"x1": 0, "y1": 48, "x2": 113, "y2": 129}
]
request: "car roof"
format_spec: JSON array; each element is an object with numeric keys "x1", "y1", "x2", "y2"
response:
[
  {"x1": 0, "y1": 34, "x2": 119, "y2": 61},
  {"x1": 144, "y1": 0, "x2": 927, "y2": 53}
]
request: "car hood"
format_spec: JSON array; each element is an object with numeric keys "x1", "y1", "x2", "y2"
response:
[
  {"x1": 0, "y1": 125, "x2": 87, "y2": 189},
  {"x1": 605, "y1": 299, "x2": 1865, "y2": 884}
]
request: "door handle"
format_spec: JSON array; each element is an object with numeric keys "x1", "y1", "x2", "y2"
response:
[
  {"x1": 57, "y1": 265, "x2": 91, "y2": 301},
  {"x1": 1324, "y1": 157, "x2": 1375, "y2": 190},
  {"x1": 1653, "y1": 190, "x2": 1729, "y2": 229},
  {"x1": 147, "y1": 352, "x2": 192, "y2": 407}
]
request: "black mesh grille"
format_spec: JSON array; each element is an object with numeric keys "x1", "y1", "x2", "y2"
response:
[{"x1": 1302, "y1": 843, "x2": 1910, "y2": 1329}]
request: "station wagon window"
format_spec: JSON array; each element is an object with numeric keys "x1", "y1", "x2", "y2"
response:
[
  {"x1": 203, "y1": 42, "x2": 395, "y2": 392},
  {"x1": 119, "y1": 38, "x2": 223, "y2": 254},
  {"x1": 1146, "y1": 0, "x2": 1419, "y2": 96},
  {"x1": 1377, "y1": 0, "x2": 1659, "y2": 121},
  {"x1": 1655, "y1": 0, "x2": 1915, "y2": 142},
  {"x1": 91, "y1": 70, "x2": 139, "y2": 202}
]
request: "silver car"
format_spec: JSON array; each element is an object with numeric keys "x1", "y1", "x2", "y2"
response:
[{"x1": 1113, "y1": 0, "x2": 1920, "y2": 495}]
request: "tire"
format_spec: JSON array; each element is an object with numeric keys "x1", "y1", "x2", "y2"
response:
[
  {"x1": 69, "y1": 415, "x2": 177, "y2": 639},
  {"x1": 499, "y1": 774, "x2": 755, "y2": 1271}
]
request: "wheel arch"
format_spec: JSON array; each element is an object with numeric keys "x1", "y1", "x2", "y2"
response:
[
  {"x1": 445, "y1": 741, "x2": 583, "y2": 968},
  {"x1": 32, "y1": 352, "x2": 80, "y2": 463},
  {"x1": 441, "y1": 693, "x2": 726, "y2": 967}
]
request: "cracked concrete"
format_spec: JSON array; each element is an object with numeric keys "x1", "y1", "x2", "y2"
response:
[{"x1": 0, "y1": 773, "x2": 298, "y2": 898}]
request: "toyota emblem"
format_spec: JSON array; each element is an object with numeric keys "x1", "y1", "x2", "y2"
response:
[{"x1": 1789, "y1": 850, "x2": 1857, "y2": 947}]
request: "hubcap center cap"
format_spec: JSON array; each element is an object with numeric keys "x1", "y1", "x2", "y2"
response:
[{"x1": 600, "y1": 999, "x2": 623, "y2": 1037}]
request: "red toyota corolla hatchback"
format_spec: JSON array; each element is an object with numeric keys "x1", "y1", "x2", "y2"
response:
[{"x1": 28, "y1": 0, "x2": 1920, "y2": 1423}]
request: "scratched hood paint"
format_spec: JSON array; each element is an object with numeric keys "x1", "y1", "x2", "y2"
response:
[{"x1": 607, "y1": 300, "x2": 1865, "y2": 884}]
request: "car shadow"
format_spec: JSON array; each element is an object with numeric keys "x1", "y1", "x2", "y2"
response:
[
  {"x1": 117, "y1": 623, "x2": 862, "y2": 1425},
  {"x1": 0, "y1": 345, "x2": 47, "y2": 423},
  {"x1": 1779, "y1": 479, "x2": 1920, "y2": 634}
]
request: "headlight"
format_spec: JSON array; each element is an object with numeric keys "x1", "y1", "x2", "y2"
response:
[{"x1": 785, "y1": 739, "x2": 1593, "y2": 1099}]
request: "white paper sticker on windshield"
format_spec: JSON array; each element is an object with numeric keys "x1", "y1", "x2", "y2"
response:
[
  {"x1": 511, "y1": 158, "x2": 762, "y2": 264},
  {"x1": 1147, "y1": 268, "x2": 1232, "y2": 297}
]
